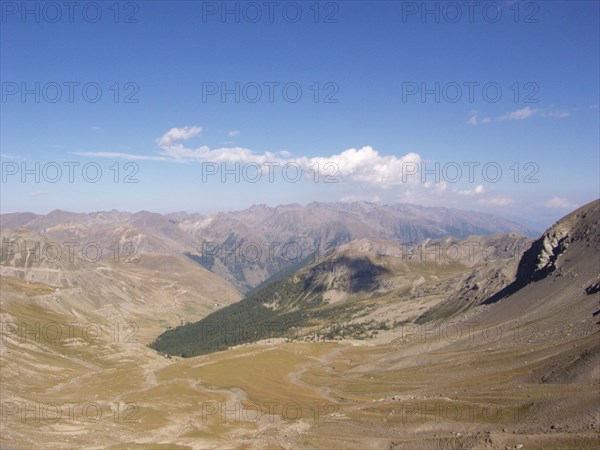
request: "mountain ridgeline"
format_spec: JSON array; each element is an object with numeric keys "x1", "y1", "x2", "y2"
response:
[{"x1": 1, "y1": 201, "x2": 538, "y2": 293}]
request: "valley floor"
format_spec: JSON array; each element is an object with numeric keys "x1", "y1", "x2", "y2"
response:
[{"x1": 2, "y1": 311, "x2": 598, "y2": 449}]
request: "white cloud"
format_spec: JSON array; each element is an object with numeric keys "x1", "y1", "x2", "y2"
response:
[
  {"x1": 458, "y1": 185, "x2": 485, "y2": 195},
  {"x1": 423, "y1": 180, "x2": 448, "y2": 192},
  {"x1": 477, "y1": 197, "x2": 514, "y2": 206},
  {"x1": 157, "y1": 126, "x2": 202, "y2": 147},
  {"x1": 497, "y1": 107, "x2": 539, "y2": 121},
  {"x1": 467, "y1": 115, "x2": 478, "y2": 126},
  {"x1": 157, "y1": 144, "x2": 289, "y2": 164},
  {"x1": 475, "y1": 106, "x2": 571, "y2": 125},
  {"x1": 467, "y1": 113, "x2": 492, "y2": 126},
  {"x1": 228, "y1": 130, "x2": 240, "y2": 137},
  {"x1": 151, "y1": 127, "x2": 426, "y2": 187},
  {"x1": 294, "y1": 147, "x2": 423, "y2": 188},
  {"x1": 466, "y1": 110, "x2": 481, "y2": 126},
  {"x1": 542, "y1": 196, "x2": 577, "y2": 208},
  {"x1": 91, "y1": 126, "x2": 103, "y2": 132},
  {"x1": 542, "y1": 110, "x2": 570, "y2": 118}
]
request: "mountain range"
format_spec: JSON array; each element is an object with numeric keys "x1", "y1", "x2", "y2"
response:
[
  {"x1": 1, "y1": 201, "x2": 537, "y2": 293},
  {"x1": 1, "y1": 199, "x2": 597, "y2": 449}
]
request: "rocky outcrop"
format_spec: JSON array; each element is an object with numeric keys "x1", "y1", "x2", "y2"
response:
[{"x1": 516, "y1": 199, "x2": 599, "y2": 284}]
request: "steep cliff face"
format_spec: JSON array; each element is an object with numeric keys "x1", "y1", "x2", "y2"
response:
[
  {"x1": 517, "y1": 226, "x2": 571, "y2": 282},
  {"x1": 516, "y1": 199, "x2": 599, "y2": 284}
]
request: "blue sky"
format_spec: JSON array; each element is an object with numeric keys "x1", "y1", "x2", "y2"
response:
[{"x1": 1, "y1": 0, "x2": 598, "y2": 230}]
